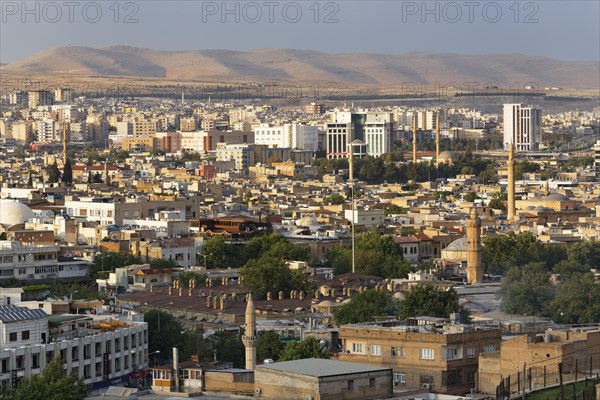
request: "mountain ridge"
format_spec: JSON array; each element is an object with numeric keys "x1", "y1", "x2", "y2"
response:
[{"x1": 5, "y1": 46, "x2": 599, "y2": 89}]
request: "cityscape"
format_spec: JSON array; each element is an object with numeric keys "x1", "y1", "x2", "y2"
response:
[{"x1": 0, "y1": 1, "x2": 599, "y2": 400}]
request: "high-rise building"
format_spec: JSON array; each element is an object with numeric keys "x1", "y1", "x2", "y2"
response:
[
  {"x1": 593, "y1": 140, "x2": 600, "y2": 182},
  {"x1": 254, "y1": 124, "x2": 318, "y2": 151},
  {"x1": 326, "y1": 111, "x2": 392, "y2": 159},
  {"x1": 28, "y1": 90, "x2": 54, "y2": 109},
  {"x1": 503, "y1": 104, "x2": 542, "y2": 151}
]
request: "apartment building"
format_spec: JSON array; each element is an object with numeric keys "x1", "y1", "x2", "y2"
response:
[
  {"x1": 0, "y1": 241, "x2": 90, "y2": 283},
  {"x1": 0, "y1": 305, "x2": 148, "y2": 391},
  {"x1": 254, "y1": 123, "x2": 319, "y2": 151},
  {"x1": 326, "y1": 111, "x2": 392, "y2": 159},
  {"x1": 338, "y1": 320, "x2": 501, "y2": 394},
  {"x1": 503, "y1": 104, "x2": 542, "y2": 151},
  {"x1": 28, "y1": 90, "x2": 54, "y2": 109}
]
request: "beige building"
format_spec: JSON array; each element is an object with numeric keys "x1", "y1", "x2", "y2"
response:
[
  {"x1": 254, "y1": 358, "x2": 392, "y2": 400},
  {"x1": 478, "y1": 328, "x2": 600, "y2": 394},
  {"x1": 338, "y1": 321, "x2": 501, "y2": 394}
]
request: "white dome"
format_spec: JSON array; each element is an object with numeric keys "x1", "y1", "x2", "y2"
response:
[
  {"x1": 296, "y1": 215, "x2": 318, "y2": 227},
  {"x1": 0, "y1": 200, "x2": 35, "y2": 228}
]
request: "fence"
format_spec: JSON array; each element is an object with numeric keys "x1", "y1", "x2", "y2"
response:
[{"x1": 496, "y1": 359, "x2": 599, "y2": 400}]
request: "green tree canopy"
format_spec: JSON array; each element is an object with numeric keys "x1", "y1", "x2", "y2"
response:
[
  {"x1": 497, "y1": 262, "x2": 554, "y2": 316},
  {"x1": 92, "y1": 252, "x2": 140, "y2": 278},
  {"x1": 62, "y1": 158, "x2": 73, "y2": 185},
  {"x1": 399, "y1": 285, "x2": 469, "y2": 322},
  {"x1": 144, "y1": 310, "x2": 187, "y2": 363},
  {"x1": 46, "y1": 161, "x2": 61, "y2": 183},
  {"x1": 546, "y1": 273, "x2": 600, "y2": 324},
  {"x1": 279, "y1": 337, "x2": 331, "y2": 361},
  {"x1": 239, "y1": 256, "x2": 313, "y2": 300},
  {"x1": 257, "y1": 331, "x2": 285, "y2": 362},
  {"x1": 333, "y1": 289, "x2": 400, "y2": 326},
  {"x1": 201, "y1": 235, "x2": 241, "y2": 269}
]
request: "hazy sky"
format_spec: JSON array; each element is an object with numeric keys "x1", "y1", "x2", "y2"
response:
[{"x1": 1, "y1": 0, "x2": 599, "y2": 63}]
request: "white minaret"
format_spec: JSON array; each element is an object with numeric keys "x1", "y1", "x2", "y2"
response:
[{"x1": 242, "y1": 293, "x2": 257, "y2": 370}]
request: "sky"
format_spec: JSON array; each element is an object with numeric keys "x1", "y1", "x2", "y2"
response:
[{"x1": 0, "y1": 0, "x2": 599, "y2": 63}]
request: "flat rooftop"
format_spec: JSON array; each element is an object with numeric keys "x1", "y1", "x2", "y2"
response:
[{"x1": 256, "y1": 358, "x2": 391, "y2": 378}]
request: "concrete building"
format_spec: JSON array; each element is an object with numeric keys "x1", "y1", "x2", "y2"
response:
[
  {"x1": 0, "y1": 241, "x2": 90, "y2": 283},
  {"x1": 344, "y1": 209, "x2": 385, "y2": 228},
  {"x1": 503, "y1": 104, "x2": 542, "y2": 151},
  {"x1": 338, "y1": 320, "x2": 502, "y2": 394},
  {"x1": 35, "y1": 119, "x2": 57, "y2": 142},
  {"x1": 593, "y1": 140, "x2": 600, "y2": 182},
  {"x1": 254, "y1": 358, "x2": 392, "y2": 400},
  {"x1": 254, "y1": 124, "x2": 319, "y2": 151},
  {"x1": 0, "y1": 305, "x2": 148, "y2": 390},
  {"x1": 478, "y1": 328, "x2": 600, "y2": 395},
  {"x1": 326, "y1": 112, "x2": 392, "y2": 159},
  {"x1": 28, "y1": 90, "x2": 54, "y2": 109}
]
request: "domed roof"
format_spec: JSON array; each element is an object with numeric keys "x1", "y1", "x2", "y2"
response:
[
  {"x1": 438, "y1": 151, "x2": 456, "y2": 161},
  {"x1": 0, "y1": 200, "x2": 35, "y2": 228},
  {"x1": 296, "y1": 215, "x2": 318, "y2": 227},
  {"x1": 318, "y1": 300, "x2": 336, "y2": 307},
  {"x1": 444, "y1": 236, "x2": 467, "y2": 252},
  {"x1": 543, "y1": 193, "x2": 570, "y2": 202},
  {"x1": 393, "y1": 292, "x2": 406, "y2": 300}
]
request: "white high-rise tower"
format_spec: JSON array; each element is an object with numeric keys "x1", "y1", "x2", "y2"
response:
[{"x1": 503, "y1": 104, "x2": 542, "y2": 151}]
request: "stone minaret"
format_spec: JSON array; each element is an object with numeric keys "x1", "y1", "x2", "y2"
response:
[
  {"x1": 435, "y1": 112, "x2": 441, "y2": 164},
  {"x1": 242, "y1": 293, "x2": 257, "y2": 370},
  {"x1": 507, "y1": 144, "x2": 516, "y2": 220},
  {"x1": 412, "y1": 113, "x2": 417, "y2": 163},
  {"x1": 104, "y1": 160, "x2": 110, "y2": 186},
  {"x1": 466, "y1": 208, "x2": 483, "y2": 284}
]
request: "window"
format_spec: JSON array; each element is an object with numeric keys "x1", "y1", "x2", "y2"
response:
[
  {"x1": 466, "y1": 347, "x2": 476, "y2": 358},
  {"x1": 9, "y1": 332, "x2": 17, "y2": 342},
  {"x1": 393, "y1": 372, "x2": 406, "y2": 384},
  {"x1": 351, "y1": 343, "x2": 363, "y2": 353},
  {"x1": 369, "y1": 378, "x2": 376, "y2": 388},
  {"x1": 21, "y1": 330, "x2": 30, "y2": 340},
  {"x1": 370, "y1": 345, "x2": 382, "y2": 356},
  {"x1": 391, "y1": 347, "x2": 405, "y2": 357},
  {"x1": 467, "y1": 371, "x2": 476, "y2": 383},
  {"x1": 347, "y1": 380, "x2": 354, "y2": 391},
  {"x1": 420, "y1": 348, "x2": 434, "y2": 360},
  {"x1": 483, "y1": 344, "x2": 496, "y2": 353},
  {"x1": 445, "y1": 346, "x2": 462, "y2": 360}
]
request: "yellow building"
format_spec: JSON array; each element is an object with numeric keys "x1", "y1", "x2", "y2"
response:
[{"x1": 338, "y1": 320, "x2": 501, "y2": 394}]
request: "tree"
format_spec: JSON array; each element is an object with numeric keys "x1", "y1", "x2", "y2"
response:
[
  {"x1": 62, "y1": 158, "x2": 73, "y2": 185},
  {"x1": 240, "y1": 256, "x2": 313, "y2": 300},
  {"x1": 7, "y1": 356, "x2": 87, "y2": 400},
  {"x1": 206, "y1": 331, "x2": 245, "y2": 368},
  {"x1": 92, "y1": 252, "x2": 140, "y2": 278},
  {"x1": 325, "y1": 193, "x2": 346, "y2": 205},
  {"x1": 546, "y1": 273, "x2": 600, "y2": 324},
  {"x1": 463, "y1": 191, "x2": 480, "y2": 202},
  {"x1": 384, "y1": 204, "x2": 406, "y2": 216},
  {"x1": 92, "y1": 172, "x2": 103, "y2": 183},
  {"x1": 279, "y1": 337, "x2": 331, "y2": 361},
  {"x1": 175, "y1": 271, "x2": 206, "y2": 288},
  {"x1": 399, "y1": 285, "x2": 469, "y2": 322},
  {"x1": 497, "y1": 262, "x2": 554, "y2": 316},
  {"x1": 242, "y1": 233, "x2": 308, "y2": 263},
  {"x1": 201, "y1": 236, "x2": 241, "y2": 269},
  {"x1": 46, "y1": 161, "x2": 61, "y2": 183},
  {"x1": 333, "y1": 289, "x2": 399, "y2": 326},
  {"x1": 149, "y1": 258, "x2": 179, "y2": 269},
  {"x1": 257, "y1": 331, "x2": 285, "y2": 362},
  {"x1": 144, "y1": 310, "x2": 187, "y2": 363}
]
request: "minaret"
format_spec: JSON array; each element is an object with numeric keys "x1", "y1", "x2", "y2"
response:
[
  {"x1": 507, "y1": 144, "x2": 516, "y2": 220},
  {"x1": 412, "y1": 113, "x2": 417, "y2": 163},
  {"x1": 104, "y1": 160, "x2": 110, "y2": 186},
  {"x1": 435, "y1": 112, "x2": 441, "y2": 164},
  {"x1": 466, "y1": 208, "x2": 483, "y2": 285},
  {"x1": 544, "y1": 180, "x2": 550, "y2": 196},
  {"x1": 242, "y1": 293, "x2": 257, "y2": 370}
]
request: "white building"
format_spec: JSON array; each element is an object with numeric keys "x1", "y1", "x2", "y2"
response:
[
  {"x1": 0, "y1": 241, "x2": 90, "y2": 282},
  {"x1": 254, "y1": 124, "x2": 318, "y2": 151},
  {"x1": 344, "y1": 209, "x2": 385, "y2": 228},
  {"x1": 35, "y1": 119, "x2": 57, "y2": 142},
  {"x1": 326, "y1": 112, "x2": 392, "y2": 159},
  {"x1": 503, "y1": 104, "x2": 542, "y2": 151},
  {"x1": 0, "y1": 305, "x2": 148, "y2": 391}
]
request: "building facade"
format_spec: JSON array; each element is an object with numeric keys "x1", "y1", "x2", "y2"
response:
[
  {"x1": 503, "y1": 104, "x2": 542, "y2": 151},
  {"x1": 338, "y1": 321, "x2": 501, "y2": 395}
]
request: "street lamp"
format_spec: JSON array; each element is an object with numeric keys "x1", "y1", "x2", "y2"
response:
[{"x1": 145, "y1": 350, "x2": 160, "y2": 390}]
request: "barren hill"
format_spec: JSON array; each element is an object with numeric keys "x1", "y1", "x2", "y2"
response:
[{"x1": 5, "y1": 46, "x2": 599, "y2": 89}]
